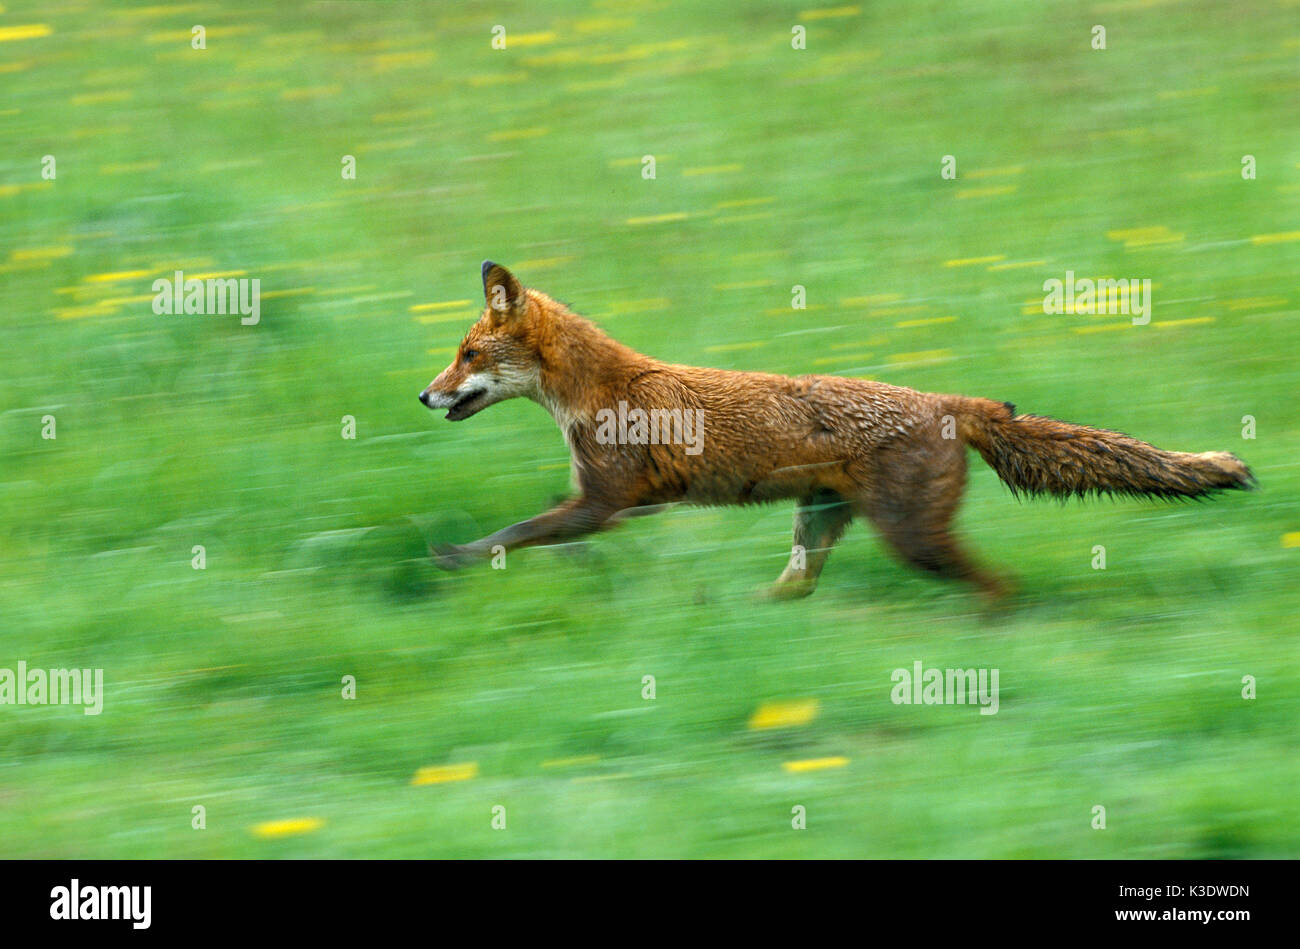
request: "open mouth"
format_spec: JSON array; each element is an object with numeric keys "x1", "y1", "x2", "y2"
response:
[{"x1": 445, "y1": 388, "x2": 487, "y2": 421}]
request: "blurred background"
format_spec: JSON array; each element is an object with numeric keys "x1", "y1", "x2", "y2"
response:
[{"x1": 1, "y1": 0, "x2": 1297, "y2": 857}]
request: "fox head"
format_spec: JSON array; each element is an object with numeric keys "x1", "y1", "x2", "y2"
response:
[{"x1": 419, "y1": 261, "x2": 543, "y2": 421}]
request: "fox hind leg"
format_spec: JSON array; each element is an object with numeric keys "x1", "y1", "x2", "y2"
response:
[
  {"x1": 768, "y1": 489, "x2": 853, "y2": 600},
  {"x1": 874, "y1": 518, "x2": 1011, "y2": 604},
  {"x1": 860, "y1": 439, "x2": 1012, "y2": 604}
]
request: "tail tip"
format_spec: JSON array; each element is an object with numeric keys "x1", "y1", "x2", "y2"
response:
[{"x1": 1197, "y1": 451, "x2": 1256, "y2": 491}]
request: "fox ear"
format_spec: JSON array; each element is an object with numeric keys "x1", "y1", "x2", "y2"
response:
[{"x1": 481, "y1": 260, "x2": 525, "y2": 317}]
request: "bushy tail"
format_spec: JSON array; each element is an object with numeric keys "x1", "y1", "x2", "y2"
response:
[{"x1": 952, "y1": 397, "x2": 1255, "y2": 500}]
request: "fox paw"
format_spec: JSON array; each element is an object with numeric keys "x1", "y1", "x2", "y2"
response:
[
  {"x1": 763, "y1": 578, "x2": 817, "y2": 601},
  {"x1": 976, "y1": 576, "x2": 1017, "y2": 614},
  {"x1": 429, "y1": 542, "x2": 477, "y2": 571}
]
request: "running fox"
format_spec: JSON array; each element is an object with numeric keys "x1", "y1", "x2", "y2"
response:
[{"x1": 418, "y1": 261, "x2": 1253, "y2": 600}]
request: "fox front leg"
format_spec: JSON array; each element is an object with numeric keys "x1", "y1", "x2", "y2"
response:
[{"x1": 431, "y1": 497, "x2": 622, "y2": 570}]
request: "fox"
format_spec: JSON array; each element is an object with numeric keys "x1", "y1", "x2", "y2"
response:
[{"x1": 418, "y1": 261, "x2": 1254, "y2": 601}]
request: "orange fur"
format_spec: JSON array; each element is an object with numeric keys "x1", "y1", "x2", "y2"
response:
[{"x1": 419, "y1": 263, "x2": 1253, "y2": 600}]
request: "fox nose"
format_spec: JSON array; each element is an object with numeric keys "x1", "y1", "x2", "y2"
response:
[{"x1": 418, "y1": 390, "x2": 431, "y2": 406}]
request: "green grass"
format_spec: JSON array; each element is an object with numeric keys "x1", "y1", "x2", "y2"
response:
[{"x1": 1, "y1": 0, "x2": 1297, "y2": 857}]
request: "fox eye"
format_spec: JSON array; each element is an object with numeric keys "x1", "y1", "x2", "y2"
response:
[{"x1": 462, "y1": 348, "x2": 479, "y2": 361}]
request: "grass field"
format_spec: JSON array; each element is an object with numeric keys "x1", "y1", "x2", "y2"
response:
[{"x1": 2, "y1": 0, "x2": 1298, "y2": 858}]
